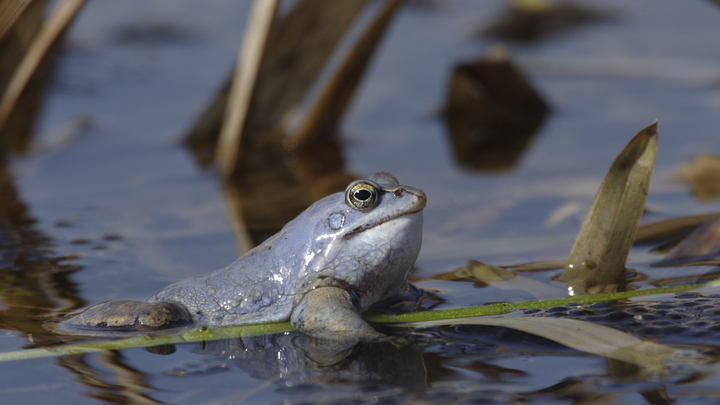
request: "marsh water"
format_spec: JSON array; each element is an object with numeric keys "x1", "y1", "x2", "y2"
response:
[{"x1": 3, "y1": 0, "x2": 720, "y2": 403}]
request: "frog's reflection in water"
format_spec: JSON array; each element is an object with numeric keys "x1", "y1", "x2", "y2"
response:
[
  {"x1": 59, "y1": 332, "x2": 427, "y2": 404},
  {"x1": 188, "y1": 332, "x2": 427, "y2": 392}
]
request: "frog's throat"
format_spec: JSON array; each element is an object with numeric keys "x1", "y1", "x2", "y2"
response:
[{"x1": 343, "y1": 209, "x2": 422, "y2": 240}]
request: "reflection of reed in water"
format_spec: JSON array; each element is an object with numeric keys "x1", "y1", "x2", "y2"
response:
[
  {"x1": 0, "y1": 163, "x2": 85, "y2": 343},
  {"x1": 221, "y1": 138, "x2": 356, "y2": 252},
  {"x1": 60, "y1": 352, "x2": 160, "y2": 405}
]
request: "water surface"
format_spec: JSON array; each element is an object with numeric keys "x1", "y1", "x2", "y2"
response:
[{"x1": 3, "y1": 0, "x2": 720, "y2": 403}]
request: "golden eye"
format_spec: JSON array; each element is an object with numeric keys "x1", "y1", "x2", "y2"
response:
[{"x1": 346, "y1": 182, "x2": 378, "y2": 210}]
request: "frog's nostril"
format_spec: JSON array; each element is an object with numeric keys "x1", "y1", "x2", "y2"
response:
[{"x1": 394, "y1": 189, "x2": 405, "y2": 197}]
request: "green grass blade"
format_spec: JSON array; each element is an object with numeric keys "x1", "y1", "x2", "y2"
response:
[
  {"x1": 0, "y1": 322, "x2": 293, "y2": 362},
  {"x1": 365, "y1": 281, "x2": 703, "y2": 324}
]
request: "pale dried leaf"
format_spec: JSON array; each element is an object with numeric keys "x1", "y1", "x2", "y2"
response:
[{"x1": 409, "y1": 316, "x2": 686, "y2": 372}]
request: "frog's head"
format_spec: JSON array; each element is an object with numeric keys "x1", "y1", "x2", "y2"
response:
[{"x1": 299, "y1": 172, "x2": 426, "y2": 310}]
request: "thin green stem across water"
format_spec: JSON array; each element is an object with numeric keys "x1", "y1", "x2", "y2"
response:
[{"x1": 0, "y1": 282, "x2": 711, "y2": 363}]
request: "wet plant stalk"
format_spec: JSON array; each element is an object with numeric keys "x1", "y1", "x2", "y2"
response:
[{"x1": 0, "y1": 281, "x2": 707, "y2": 363}]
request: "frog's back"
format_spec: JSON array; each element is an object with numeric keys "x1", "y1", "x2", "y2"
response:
[
  {"x1": 150, "y1": 201, "x2": 329, "y2": 326},
  {"x1": 151, "y1": 246, "x2": 290, "y2": 325}
]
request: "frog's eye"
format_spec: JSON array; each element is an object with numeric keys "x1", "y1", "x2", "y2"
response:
[{"x1": 346, "y1": 182, "x2": 379, "y2": 210}]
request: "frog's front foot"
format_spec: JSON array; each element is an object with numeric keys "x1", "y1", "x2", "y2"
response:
[
  {"x1": 290, "y1": 287, "x2": 383, "y2": 340},
  {"x1": 51, "y1": 299, "x2": 192, "y2": 335}
]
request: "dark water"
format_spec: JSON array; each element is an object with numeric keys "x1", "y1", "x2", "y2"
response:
[{"x1": 3, "y1": 0, "x2": 720, "y2": 403}]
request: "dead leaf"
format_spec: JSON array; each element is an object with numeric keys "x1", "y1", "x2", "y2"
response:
[{"x1": 559, "y1": 122, "x2": 657, "y2": 295}]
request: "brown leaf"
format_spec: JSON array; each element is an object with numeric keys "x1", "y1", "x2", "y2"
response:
[
  {"x1": 652, "y1": 218, "x2": 720, "y2": 267},
  {"x1": 558, "y1": 122, "x2": 657, "y2": 295},
  {"x1": 634, "y1": 212, "x2": 720, "y2": 245}
]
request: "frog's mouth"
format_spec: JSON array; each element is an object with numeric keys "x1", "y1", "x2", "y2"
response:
[
  {"x1": 343, "y1": 210, "x2": 423, "y2": 240},
  {"x1": 343, "y1": 186, "x2": 426, "y2": 240}
]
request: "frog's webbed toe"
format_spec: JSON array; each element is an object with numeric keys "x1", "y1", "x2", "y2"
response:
[
  {"x1": 51, "y1": 299, "x2": 192, "y2": 336},
  {"x1": 290, "y1": 287, "x2": 383, "y2": 340}
]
